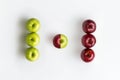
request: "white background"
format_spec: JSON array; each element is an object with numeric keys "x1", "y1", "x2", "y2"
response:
[{"x1": 0, "y1": 0, "x2": 119, "y2": 80}]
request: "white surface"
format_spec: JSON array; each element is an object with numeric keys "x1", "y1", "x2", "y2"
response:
[{"x1": 0, "y1": 0, "x2": 120, "y2": 80}]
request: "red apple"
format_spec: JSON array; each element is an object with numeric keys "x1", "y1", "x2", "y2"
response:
[
  {"x1": 82, "y1": 19, "x2": 96, "y2": 33},
  {"x1": 82, "y1": 34, "x2": 96, "y2": 48},
  {"x1": 81, "y1": 48, "x2": 95, "y2": 62}
]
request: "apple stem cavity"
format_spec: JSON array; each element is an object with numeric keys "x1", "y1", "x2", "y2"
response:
[
  {"x1": 31, "y1": 53, "x2": 35, "y2": 58},
  {"x1": 32, "y1": 23, "x2": 36, "y2": 28},
  {"x1": 60, "y1": 39, "x2": 64, "y2": 44}
]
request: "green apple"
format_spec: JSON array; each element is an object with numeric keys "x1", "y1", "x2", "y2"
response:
[
  {"x1": 60, "y1": 34, "x2": 68, "y2": 48},
  {"x1": 26, "y1": 32, "x2": 40, "y2": 47},
  {"x1": 25, "y1": 47, "x2": 39, "y2": 61},
  {"x1": 26, "y1": 18, "x2": 40, "y2": 32}
]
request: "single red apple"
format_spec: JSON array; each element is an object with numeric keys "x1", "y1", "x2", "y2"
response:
[
  {"x1": 82, "y1": 34, "x2": 96, "y2": 48},
  {"x1": 82, "y1": 19, "x2": 96, "y2": 33},
  {"x1": 81, "y1": 48, "x2": 95, "y2": 62}
]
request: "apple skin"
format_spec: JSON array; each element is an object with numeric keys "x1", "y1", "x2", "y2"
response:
[
  {"x1": 82, "y1": 34, "x2": 96, "y2": 48},
  {"x1": 25, "y1": 47, "x2": 39, "y2": 61},
  {"x1": 26, "y1": 32, "x2": 40, "y2": 47},
  {"x1": 82, "y1": 19, "x2": 96, "y2": 33},
  {"x1": 53, "y1": 34, "x2": 68, "y2": 49},
  {"x1": 53, "y1": 34, "x2": 60, "y2": 48},
  {"x1": 60, "y1": 34, "x2": 68, "y2": 48},
  {"x1": 26, "y1": 18, "x2": 40, "y2": 32},
  {"x1": 81, "y1": 48, "x2": 95, "y2": 62}
]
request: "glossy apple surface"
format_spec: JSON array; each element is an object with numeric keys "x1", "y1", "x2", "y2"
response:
[
  {"x1": 53, "y1": 34, "x2": 60, "y2": 48},
  {"x1": 26, "y1": 32, "x2": 40, "y2": 47},
  {"x1": 26, "y1": 18, "x2": 40, "y2": 32},
  {"x1": 60, "y1": 34, "x2": 68, "y2": 48},
  {"x1": 26, "y1": 47, "x2": 39, "y2": 61},
  {"x1": 81, "y1": 48, "x2": 95, "y2": 62},
  {"x1": 82, "y1": 19, "x2": 96, "y2": 33},
  {"x1": 82, "y1": 34, "x2": 96, "y2": 48},
  {"x1": 53, "y1": 34, "x2": 68, "y2": 48}
]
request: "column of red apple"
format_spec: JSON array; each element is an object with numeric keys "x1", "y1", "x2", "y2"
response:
[
  {"x1": 81, "y1": 19, "x2": 96, "y2": 63},
  {"x1": 25, "y1": 18, "x2": 40, "y2": 62}
]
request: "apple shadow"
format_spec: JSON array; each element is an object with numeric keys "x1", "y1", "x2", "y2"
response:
[
  {"x1": 17, "y1": 17, "x2": 28, "y2": 60},
  {"x1": 46, "y1": 32, "x2": 56, "y2": 48},
  {"x1": 71, "y1": 17, "x2": 86, "y2": 62}
]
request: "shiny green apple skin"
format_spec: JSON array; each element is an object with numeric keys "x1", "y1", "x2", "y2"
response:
[
  {"x1": 25, "y1": 47, "x2": 39, "y2": 61},
  {"x1": 26, "y1": 32, "x2": 40, "y2": 47},
  {"x1": 26, "y1": 18, "x2": 40, "y2": 32},
  {"x1": 60, "y1": 34, "x2": 68, "y2": 48}
]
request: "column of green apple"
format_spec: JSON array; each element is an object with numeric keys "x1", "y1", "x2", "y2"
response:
[{"x1": 25, "y1": 18, "x2": 40, "y2": 61}]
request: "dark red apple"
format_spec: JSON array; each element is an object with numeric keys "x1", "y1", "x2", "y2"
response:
[
  {"x1": 82, "y1": 19, "x2": 96, "y2": 33},
  {"x1": 82, "y1": 34, "x2": 96, "y2": 48},
  {"x1": 81, "y1": 48, "x2": 95, "y2": 62},
  {"x1": 53, "y1": 34, "x2": 61, "y2": 48}
]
